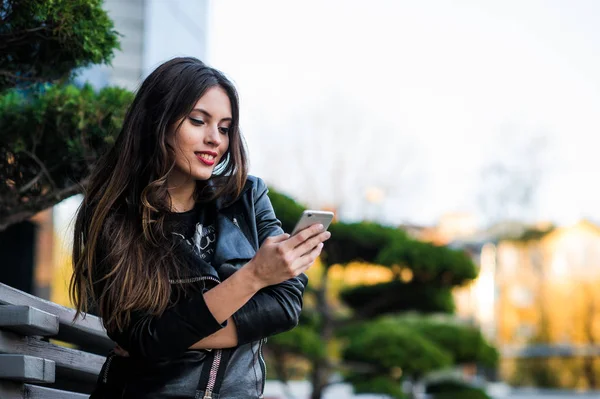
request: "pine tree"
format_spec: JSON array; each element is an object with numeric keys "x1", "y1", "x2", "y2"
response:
[
  {"x1": 0, "y1": 0, "x2": 133, "y2": 230},
  {"x1": 268, "y1": 190, "x2": 498, "y2": 399}
]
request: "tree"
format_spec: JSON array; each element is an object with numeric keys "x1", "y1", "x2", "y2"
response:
[
  {"x1": 268, "y1": 189, "x2": 498, "y2": 399},
  {"x1": 0, "y1": 0, "x2": 132, "y2": 231}
]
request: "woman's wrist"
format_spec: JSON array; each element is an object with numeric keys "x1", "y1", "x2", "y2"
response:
[{"x1": 239, "y1": 260, "x2": 266, "y2": 292}]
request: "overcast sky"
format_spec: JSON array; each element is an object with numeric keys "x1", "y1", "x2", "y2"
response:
[{"x1": 208, "y1": 0, "x2": 600, "y2": 227}]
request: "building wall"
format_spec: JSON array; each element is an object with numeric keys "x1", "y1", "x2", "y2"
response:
[
  {"x1": 494, "y1": 221, "x2": 600, "y2": 347},
  {"x1": 453, "y1": 220, "x2": 600, "y2": 348},
  {"x1": 104, "y1": 0, "x2": 146, "y2": 90},
  {"x1": 77, "y1": 0, "x2": 210, "y2": 91},
  {"x1": 452, "y1": 220, "x2": 600, "y2": 388}
]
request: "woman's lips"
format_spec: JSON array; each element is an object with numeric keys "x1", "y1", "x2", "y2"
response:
[{"x1": 195, "y1": 151, "x2": 217, "y2": 166}]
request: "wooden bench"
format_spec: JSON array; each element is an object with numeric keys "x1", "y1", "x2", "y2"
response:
[{"x1": 0, "y1": 282, "x2": 114, "y2": 398}]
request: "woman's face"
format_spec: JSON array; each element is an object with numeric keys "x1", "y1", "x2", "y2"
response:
[{"x1": 168, "y1": 86, "x2": 232, "y2": 183}]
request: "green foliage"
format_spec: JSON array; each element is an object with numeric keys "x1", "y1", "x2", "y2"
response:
[
  {"x1": 326, "y1": 222, "x2": 399, "y2": 265},
  {"x1": 393, "y1": 315, "x2": 499, "y2": 367},
  {"x1": 327, "y1": 222, "x2": 478, "y2": 285},
  {"x1": 267, "y1": 189, "x2": 306, "y2": 233},
  {"x1": 510, "y1": 358, "x2": 565, "y2": 389},
  {"x1": 268, "y1": 188, "x2": 497, "y2": 398},
  {"x1": 478, "y1": 340, "x2": 501, "y2": 369},
  {"x1": 340, "y1": 316, "x2": 498, "y2": 396},
  {"x1": 0, "y1": 0, "x2": 120, "y2": 90},
  {"x1": 267, "y1": 189, "x2": 479, "y2": 287},
  {"x1": 268, "y1": 325, "x2": 326, "y2": 361},
  {"x1": 340, "y1": 281, "x2": 455, "y2": 317},
  {"x1": 342, "y1": 321, "x2": 452, "y2": 379},
  {"x1": 346, "y1": 374, "x2": 407, "y2": 399},
  {"x1": 0, "y1": 84, "x2": 134, "y2": 224},
  {"x1": 376, "y1": 239, "x2": 478, "y2": 285}
]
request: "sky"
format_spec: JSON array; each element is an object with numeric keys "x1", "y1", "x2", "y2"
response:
[{"x1": 207, "y1": 0, "x2": 600, "y2": 227}]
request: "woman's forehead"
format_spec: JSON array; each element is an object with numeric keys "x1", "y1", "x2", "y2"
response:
[{"x1": 191, "y1": 87, "x2": 232, "y2": 120}]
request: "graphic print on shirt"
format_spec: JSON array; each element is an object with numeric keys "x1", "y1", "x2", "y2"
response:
[{"x1": 192, "y1": 222, "x2": 216, "y2": 261}]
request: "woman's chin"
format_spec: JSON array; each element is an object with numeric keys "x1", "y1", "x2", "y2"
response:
[{"x1": 192, "y1": 171, "x2": 213, "y2": 181}]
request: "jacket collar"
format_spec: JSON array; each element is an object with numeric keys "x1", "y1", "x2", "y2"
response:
[{"x1": 212, "y1": 177, "x2": 257, "y2": 264}]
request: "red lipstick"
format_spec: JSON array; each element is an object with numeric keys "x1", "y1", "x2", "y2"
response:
[{"x1": 195, "y1": 151, "x2": 217, "y2": 166}]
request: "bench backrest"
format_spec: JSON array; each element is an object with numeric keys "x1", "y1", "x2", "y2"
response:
[{"x1": 0, "y1": 282, "x2": 113, "y2": 398}]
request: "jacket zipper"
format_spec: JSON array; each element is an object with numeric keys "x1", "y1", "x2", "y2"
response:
[
  {"x1": 173, "y1": 275, "x2": 222, "y2": 398},
  {"x1": 102, "y1": 353, "x2": 116, "y2": 383},
  {"x1": 258, "y1": 338, "x2": 267, "y2": 394},
  {"x1": 169, "y1": 275, "x2": 221, "y2": 285},
  {"x1": 203, "y1": 349, "x2": 222, "y2": 399}
]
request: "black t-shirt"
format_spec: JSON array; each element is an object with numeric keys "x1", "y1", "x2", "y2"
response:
[{"x1": 166, "y1": 202, "x2": 217, "y2": 266}]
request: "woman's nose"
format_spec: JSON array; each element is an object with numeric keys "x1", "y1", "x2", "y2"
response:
[{"x1": 205, "y1": 126, "x2": 222, "y2": 146}]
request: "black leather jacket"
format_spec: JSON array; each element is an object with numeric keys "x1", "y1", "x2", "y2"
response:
[{"x1": 90, "y1": 176, "x2": 308, "y2": 398}]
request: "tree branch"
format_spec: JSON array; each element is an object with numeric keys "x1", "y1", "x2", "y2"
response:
[
  {"x1": 18, "y1": 171, "x2": 45, "y2": 194},
  {"x1": 0, "y1": 26, "x2": 49, "y2": 37},
  {"x1": 0, "y1": 181, "x2": 85, "y2": 232},
  {"x1": 0, "y1": 70, "x2": 49, "y2": 84},
  {"x1": 22, "y1": 149, "x2": 57, "y2": 192}
]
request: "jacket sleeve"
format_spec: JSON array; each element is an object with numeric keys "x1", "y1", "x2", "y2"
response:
[
  {"x1": 107, "y1": 289, "x2": 227, "y2": 361},
  {"x1": 232, "y1": 177, "x2": 309, "y2": 345},
  {"x1": 94, "y1": 238, "x2": 226, "y2": 361}
]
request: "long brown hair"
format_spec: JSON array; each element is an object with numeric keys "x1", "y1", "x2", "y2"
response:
[{"x1": 70, "y1": 57, "x2": 248, "y2": 333}]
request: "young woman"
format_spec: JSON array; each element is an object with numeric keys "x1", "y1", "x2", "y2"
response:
[{"x1": 70, "y1": 57, "x2": 330, "y2": 398}]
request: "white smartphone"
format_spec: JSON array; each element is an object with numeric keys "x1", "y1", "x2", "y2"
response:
[{"x1": 291, "y1": 210, "x2": 334, "y2": 236}]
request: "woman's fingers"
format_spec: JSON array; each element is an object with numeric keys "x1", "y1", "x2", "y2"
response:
[
  {"x1": 114, "y1": 345, "x2": 130, "y2": 357},
  {"x1": 292, "y1": 231, "x2": 331, "y2": 258},
  {"x1": 282, "y1": 224, "x2": 325, "y2": 250},
  {"x1": 249, "y1": 225, "x2": 330, "y2": 286},
  {"x1": 295, "y1": 242, "x2": 324, "y2": 273},
  {"x1": 265, "y1": 233, "x2": 290, "y2": 244}
]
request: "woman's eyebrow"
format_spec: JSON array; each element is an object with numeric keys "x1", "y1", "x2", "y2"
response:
[{"x1": 192, "y1": 108, "x2": 232, "y2": 122}]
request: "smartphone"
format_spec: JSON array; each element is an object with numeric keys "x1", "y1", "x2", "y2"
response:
[{"x1": 291, "y1": 210, "x2": 334, "y2": 236}]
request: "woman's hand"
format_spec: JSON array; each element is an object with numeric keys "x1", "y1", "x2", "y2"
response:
[
  {"x1": 114, "y1": 345, "x2": 130, "y2": 357},
  {"x1": 244, "y1": 223, "x2": 331, "y2": 289}
]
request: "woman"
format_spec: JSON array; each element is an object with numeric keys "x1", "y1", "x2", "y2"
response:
[{"x1": 70, "y1": 57, "x2": 330, "y2": 398}]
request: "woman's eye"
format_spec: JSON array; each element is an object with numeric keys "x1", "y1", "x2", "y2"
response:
[
  {"x1": 189, "y1": 117, "x2": 204, "y2": 125},
  {"x1": 219, "y1": 127, "x2": 230, "y2": 135}
]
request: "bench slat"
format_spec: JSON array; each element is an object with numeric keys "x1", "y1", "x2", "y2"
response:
[
  {"x1": 0, "y1": 306, "x2": 59, "y2": 336},
  {"x1": 0, "y1": 381, "x2": 89, "y2": 399},
  {"x1": 0, "y1": 330, "x2": 104, "y2": 382},
  {"x1": 0, "y1": 283, "x2": 113, "y2": 352},
  {"x1": 0, "y1": 354, "x2": 55, "y2": 383}
]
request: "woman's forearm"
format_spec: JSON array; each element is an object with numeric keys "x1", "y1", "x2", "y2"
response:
[
  {"x1": 202, "y1": 263, "x2": 262, "y2": 323},
  {"x1": 188, "y1": 318, "x2": 238, "y2": 349},
  {"x1": 189, "y1": 266, "x2": 261, "y2": 350}
]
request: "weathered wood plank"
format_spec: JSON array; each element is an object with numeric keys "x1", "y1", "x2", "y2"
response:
[
  {"x1": 25, "y1": 383, "x2": 90, "y2": 399},
  {"x1": 0, "y1": 306, "x2": 59, "y2": 336},
  {"x1": 0, "y1": 354, "x2": 55, "y2": 383},
  {"x1": 0, "y1": 330, "x2": 104, "y2": 382},
  {"x1": 0, "y1": 283, "x2": 113, "y2": 352},
  {"x1": 0, "y1": 381, "x2": 89, "y2": 399}
]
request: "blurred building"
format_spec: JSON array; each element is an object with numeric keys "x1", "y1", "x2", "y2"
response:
[
  {"x1": 81, "y1": 0, "x2": 211, "y2": 91},
  {"x1": 450, "y1": 220, "x2": 600, "y2": 389}
]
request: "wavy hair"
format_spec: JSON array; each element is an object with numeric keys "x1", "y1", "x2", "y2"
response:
[{"x1": 70, "y1": 57, "x2": 248, "y2": 333}]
